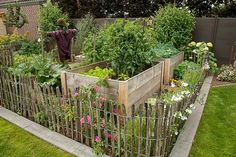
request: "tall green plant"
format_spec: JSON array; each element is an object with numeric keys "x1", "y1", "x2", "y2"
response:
[
  {"x1": 83, "y1": 19, "x2": 154, "y2": 77},
  {"x1": 73, "y1": 13, "x2": 96, "y2": 55},
  {"x1": 38, "y1": 1, "x2": 70, "y2": 36},
  {"x1": 154, "y1": 5, "x2": 195, "y2": 48}
]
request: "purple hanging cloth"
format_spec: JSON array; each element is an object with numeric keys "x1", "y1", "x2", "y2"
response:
[{"x1": 47, "y1": 29, "x2": 77, "y2": 62}]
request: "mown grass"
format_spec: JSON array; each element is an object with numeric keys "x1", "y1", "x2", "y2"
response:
[
  {"x1": 189, "y1": 85, "x2": 236, "y2": 157},
  {"x1": 0, "y1": 118, "x2": 75, "y2": 157}
]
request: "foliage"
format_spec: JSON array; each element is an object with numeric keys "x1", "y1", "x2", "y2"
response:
[
  {"x1": 52, "y1": 0, "x2": 79, "y2": 18},
  {"x1": 217, "y1": 65, "x2": 236, "y2": 82},
  {"x1": 9, "y1": 54, "x2": 67, "y2": 86},
  {"x1": 0, "y1": 118, "x2": 74, "y2": 157},
  {"x1": 38, "y1": 1, "x2": 70, "y2": 36},
  {"x1": 174, "y1": 61, "x2": 200, "y2": 79},
  {"x1": 211, "y1": 2, "x2": 236, "y2": 17},
  {"x1": 83, "y1": 19, "x2": 154, "y2": 77},
  {"x1": 154, "y1": 5, "x2": 195, "y2": 48},
  {"x1": 82, "y1": 66, "x2": 115, "y2": 79},
  {"x1": 0, "y1": 33, "x2": 28, "y2": 46},
  {"x1": 47, "y1": 0, "x2": 236, "y2": 18},
  {"x1": 35, "y1": 111, "x2": 48, "y2": 124},
  {"x1": 16, "y1": 41, "x2": 41, "y2": 55},
  {"x1": 149, "y1": 42, "x2": 180, "y2": 59},
  {"x1": 93, "y1": 137, "x2": 104, "y2": 155},
  {"x1": 73, "y1": 13, "x2": 96, "y2": 55},
  {"x1": 182, "y1": 65, "x2": 204, "y2": 90},
  {"x1": 183, "y1": 41, "x2": 218, "y2": 74},
  {"x1": 5, "y1": 2, "x2": 28, "y2": 28}
]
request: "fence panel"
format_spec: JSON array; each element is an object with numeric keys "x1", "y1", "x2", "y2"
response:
[{"x1": 0, "y1": 65, "x2": 201, "y2": 157}]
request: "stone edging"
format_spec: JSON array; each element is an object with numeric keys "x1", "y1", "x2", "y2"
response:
[
  {"x1": 0, "y1": 107, "x2": 108, "y2": 157},
  {"x1": 169, "y1": 76, "x2": 213, "y2": 157}
]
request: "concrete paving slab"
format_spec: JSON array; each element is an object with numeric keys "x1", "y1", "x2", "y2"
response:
[{"x1": 0, "y1": 106, "x2": 107, "y2": 157}]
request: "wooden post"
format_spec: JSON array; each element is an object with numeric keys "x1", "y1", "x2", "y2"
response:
[
  {"x1": 118, "y1": 81, "x2": 128, "y2": 113},
  {"x1": 61, "y1": 71, "x2": 68, "y2": 96}
]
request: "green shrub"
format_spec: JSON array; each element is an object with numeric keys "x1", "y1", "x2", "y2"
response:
[
  {"x1": 39, "y1": 1, "x2": 70, "y2": 36},
  {"x1": 183, "y1": 41, "x2": 218, "y2": 74},
  {"x1": 217, "y1": 65, "x2": 236, "y2": 82},
  {"x1": 174, "y1": 61, "x2": 200, "y2": 79},
  {"x1": 149, "y1": 42, "x2": 179, "y2": 59},
  {"x1": 83, "y1": 19, "x2": 154, "y2": 77},
  {"x1": 154, "y1": 5, "x2": 195, "y2": 48},
  {"x1": 16, "y1": 41, "x2": 41, "y2": 55}
]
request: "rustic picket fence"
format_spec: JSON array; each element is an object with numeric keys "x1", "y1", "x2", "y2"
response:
[
  {"x1": 0, "y1": 46, "x2": 13, "y2": 67},
  {"x1": 0, "y1": 45, "x2": 203, "y2": 157},
  {"x1": 0, "y1": 67, "x2": 201, "y2": 157}
]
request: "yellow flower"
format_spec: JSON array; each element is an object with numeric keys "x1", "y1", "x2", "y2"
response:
[
  {"x1": 196, "y1": 42, "x2": 202, "y2": 47},
  {"x1": 207, "y1": 42, "x2": 213, "y2": 47},
  {"x1": 189, "y1": 41, "x2": 196, "y2": 46}
]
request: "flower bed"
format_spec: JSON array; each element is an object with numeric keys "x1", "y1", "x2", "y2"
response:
[{"x1": 61, "y1": 61, "x2": 164, "y2": 113}]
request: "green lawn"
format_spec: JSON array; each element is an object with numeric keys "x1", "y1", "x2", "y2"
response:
[
  {"x1": 189, "y1": 85, "x2": 236, "y2": 157},
  {"x1": 0, "y1": 118, "x2": 75, "y2": 157}
]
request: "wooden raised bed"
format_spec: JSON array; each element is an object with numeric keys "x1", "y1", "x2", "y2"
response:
[
  {"x1": 163, "y1": 52, "x2": 184, "y2": 85},
  {"x1": 61, "y1": 61, "x2": 164, "y2": 113}
]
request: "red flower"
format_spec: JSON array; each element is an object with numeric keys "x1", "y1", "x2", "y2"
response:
[{"x1": 113, "y1": 108, "x2": 117, "y2": 113}]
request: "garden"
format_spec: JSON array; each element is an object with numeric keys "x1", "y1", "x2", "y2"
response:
[{"x1": 0, "y1": 1, "x2": 236, "y2": 157}]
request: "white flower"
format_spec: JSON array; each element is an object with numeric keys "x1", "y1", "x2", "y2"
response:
[
  {"x1": 189, "y1": 104, "x2": 195, "y2": 109},
  {"x1": 171, "y1": 94, "x2": 183, "y2": 102},
  {"x1": 204, "y1": 47, "x2": 209, "y2": 51},
  {"x1": 196, "y1": 42, "x2": 202, "y2": 47},
  {"x1": 170, "y1": 82, "x2": 176, "y2": 88},
  {"x1": 189, "y1": 41, "x2": 196, "y2": 46},
  {"x1": 175, "y1": 131, "x2": 178, "y2": 135},
  {"x1": 181, "y1": 116, "x2": 187, "y2": 121},
  {"x1": 204, "y1": 61, "x2": 210, "y2": 70},
  {"x1": 192, "y1": 50, "x2": 197, "y2": 54},
  {"x1": 181, "y1": 82, "x2": 188, "y2": 87},
  {"x1": 181, "y1": 90, "x2": 190, "y2": 96},
  {"x1": 38, "y1": 38, "x2": 41, "y2": 42},
  {"x1": 185, "y1": 108, "x2": 192, "y2": 114}
]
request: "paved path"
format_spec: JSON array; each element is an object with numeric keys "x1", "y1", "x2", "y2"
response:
[{"x1": 169, "y1": 76, "x2": 213, "y2": 157}]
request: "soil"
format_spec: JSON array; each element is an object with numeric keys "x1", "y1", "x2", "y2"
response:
[{"x1": 211, "y1": 75, "x2": 236, "y2": 87}]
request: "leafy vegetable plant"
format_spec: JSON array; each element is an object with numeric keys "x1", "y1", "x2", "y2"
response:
[{"x1": 83, "y1": 19, "x2": 154, "y2": 77}]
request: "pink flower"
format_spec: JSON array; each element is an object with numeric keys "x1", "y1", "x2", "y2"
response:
[
  {"x1": 80, "y1": 117, "x2": 85, "y2": 124},
  {"x1": 99, "y1": 97, "x2": 106, "y2": 102},
  {"x1": 113, "y1": 108, "x2": 117, "y2": 113},
  {"x1": 74, "y1": 92, "x2": 79, "y2": 97},
  {"x1": 101, "y1": 119, "x2": 106, "y2": 128},
  {"x1": 87, "y1": 115, "x2": 91, "y2": 124},
  {"x1": 95, "y1": 85, "x2": 101, "y2": 93},
  {"x1": 95, "y1": 136, "x2": 101, "y2": 142},
  {"x1": 92, "y1": 101, "x2": 97, "y2": 107}
]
